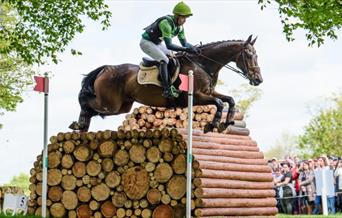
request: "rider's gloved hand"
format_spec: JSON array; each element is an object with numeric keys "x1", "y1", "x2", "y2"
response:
[{"x1": 186, "y1": 47, "x2": 200, "y2": 55}]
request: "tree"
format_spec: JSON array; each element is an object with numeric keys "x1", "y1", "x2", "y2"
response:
[
  {"x1": 298, "y1": 94, "x2": 342, "y2": 158},
  {"x1": 0, "y1": 0, "x2": 111, "y2": 65},
  {"x1": 229, "y1": 84, "x2": 263, "y2": 117},
  {"x1": 0, "y1": 3, "x2": 33, "y2": 128},
  {"x1": 264, "y1": 132, "x2": 299, "y2": 160},
  {"x1": 0, "y1": 1, "x2": 111, "y2": 124},
  {"x1": 0, "y1": 56, "x2": 33, "y2": 129},
  {"x1": 5, "y1": 172, "x2": 30, "y2": 195},
  {"x1": 258, "y1": 0, "x2": 342, "y2": 47}
]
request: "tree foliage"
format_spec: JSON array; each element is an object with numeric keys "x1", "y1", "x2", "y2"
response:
[
  {"x1": 298, "y1": 94, "x2": 342, "y2": 158},
  {"x1": 0, "y1": 3, "x2": 33, "y2": 128},
  {"x1": 0, "y1": 0, "x2": 111, "y2": 65},
  {"x1": 229, "y1": 84, "x2": 263, "y2": 117},
  {"x1": 0, "y1": 56, "x2": 33, "y2": 127},
  {"x1": 258, "y1": 0, "x2": 342, "y2": 47},
  {"x1": 0, "y1": 1, "x2": 111, "y2": 124},
  {"x1": 4, "y1": 172, "x2": 30, "y2": 195},
  {"x1": 264, "y1": 132, "x2": 299, "y2": 160}
]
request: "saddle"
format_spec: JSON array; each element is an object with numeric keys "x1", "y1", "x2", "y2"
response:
[{"x1": 137, "y1": 57, "x2": 180, "y2": 87}]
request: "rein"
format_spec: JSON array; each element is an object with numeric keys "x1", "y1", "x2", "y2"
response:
[{"x1": 196, "y1": 51, "x2": 249, "y2": 80}]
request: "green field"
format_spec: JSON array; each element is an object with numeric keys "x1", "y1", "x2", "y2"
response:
[
  {"x1": 0, "y1": 215, "x2": 40, "y2": 218},
  {"x1": 1, "y1": 213, "x2": 341, "y2": 218},
  {"x1": 277, "y1": 213, "x2": 342, "y2": 218}
]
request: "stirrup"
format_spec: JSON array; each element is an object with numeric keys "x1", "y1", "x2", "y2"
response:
[
  {"x1": 162, "y1": 86, "x2": 179, "y2": 99},
  {"x1": 162, "y1": 90, "x2": 173, "y2": 99},
  {"x1": 169, "y1": 86, "x2": 180, "y2": 98}
]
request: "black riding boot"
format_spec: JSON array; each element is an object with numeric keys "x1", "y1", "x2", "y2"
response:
[{"x1": 159, "y1": 60, "x2": 172, "y2": 98}]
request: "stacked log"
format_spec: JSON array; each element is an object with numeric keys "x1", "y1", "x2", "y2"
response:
[
  {"x1": 28, "y1": 129, "x2": 192, "y2": 218},
  {"x1": 117, "y1": 105, "x2": 277, "y2": 217},
  {"x1": 28, "y1": 105, "x2": 277, "y2": 217},
  {"x1": 118, "y1": 105, "x2": 248, "y2": 135},
  {"x1": 180, "y1": 129, "x2": 277, "y2": 217}
]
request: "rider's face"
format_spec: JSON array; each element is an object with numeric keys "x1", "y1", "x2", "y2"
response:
[{"x1": 176, "y1": 15, "x2": 187, "y2": 26}]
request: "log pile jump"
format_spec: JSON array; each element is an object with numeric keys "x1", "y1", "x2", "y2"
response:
[
  {"x1": 118, "y1": 105, "x2": 247, "y2": 136},
  {"x1": 28, "y1": 105, "x2": 277, "y2": 217}
]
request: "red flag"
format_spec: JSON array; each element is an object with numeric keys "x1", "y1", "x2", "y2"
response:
[
  {"x1": 179, "y1": 74, "x2": 189, "y2": 91},
  {"x1": 34, "y1": 76, "x2": 49, "y2": 93}
]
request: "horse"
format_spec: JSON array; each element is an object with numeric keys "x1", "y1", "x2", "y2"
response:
[{"x1": 69, "y1": 35, "x2": 263, "y2": 133}]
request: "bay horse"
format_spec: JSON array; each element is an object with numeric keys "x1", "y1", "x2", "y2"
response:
[{"x1": 69, "y1": 35, "x2": 262, "y2": 133}]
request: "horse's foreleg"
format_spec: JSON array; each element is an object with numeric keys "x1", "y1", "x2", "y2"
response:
[
  {"x1": 194, "y1": 93, "x2": 224, "y2": 133},
  {"x1": 69, "y1": 110, "x2": 92, "y2": 132},
  {"x1": 78, "y1": 110, "x2": 92, "y2": 132},
  {"x1": 212, "y1": 91, "x2": 236, "y2": 128}
]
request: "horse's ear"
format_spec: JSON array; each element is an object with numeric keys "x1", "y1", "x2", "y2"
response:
[
  {"x1": 244, "y1": 35, "x2": 253, "y2": 46},
  {"x1": 251, "y1": 36, "x2": 258, "y2": 45}
]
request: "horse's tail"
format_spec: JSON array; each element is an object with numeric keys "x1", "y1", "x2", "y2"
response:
[{"x1": 78, "y1": 65, "x2": 106, "y2": 115}]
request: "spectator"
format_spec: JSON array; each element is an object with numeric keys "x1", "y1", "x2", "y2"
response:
[
  {"x1": 299, "y1": 161, "x2": 315, "y2": 214},
  {"x1": 313, "y1": 157, "x2": 326, "y2": 214},
  {"x1": 334, "y1": 160, "x2": 342, "y2": 212},
  {"x1": 332, "y1": 158, "x2": 339, "y2": 170},
  {"x1": 328, "y1": 156, "x2": 335, "y2": 170},
  {"x1": 294, "y1": 156, "x2": 300, "y2": 165},
  {"x1": 275, "y1": 163, "x2": 295, "y2": 214},
  {"x1": 324, "y1": 157, "x2": 336, "y2": 215},
  {"x1": 273, "y1": 167, "x2": 283, "y2": 183},
  {"x1": 269, "y1": 155, "x2": 342, "y2": 215},
  {"x1": 273, "y1": 167, "x2": 283, "y2": 213},
  {"x1": 308, "y1": 159, "x2": 315, "y2": 170},
  {"x1": 314, "y1": 159, "x2": 319, "y2": 169},
  {"x1": 291, "y1": 162, "x2": 300, "y2": 214},
  {"x1": 313, "y1": 156, "x2": 336, "y2": 215},
  {"x1": 270, "y1": 157, "x2": 279, "y2": 176},
  {"x1": 271, "y1": 157, "x2": 278, "y2": 167}
]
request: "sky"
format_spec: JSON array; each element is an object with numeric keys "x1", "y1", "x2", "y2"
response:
[{"x1": 0, "y1": 1, "x2": 341, "y2": 184}]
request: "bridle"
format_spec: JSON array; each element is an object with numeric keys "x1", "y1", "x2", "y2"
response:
[
  {"x1": 185, "y1": 45, "x2": 259, "y2": 81},
  {"x1": 236, "y1": 48, "x2": 261, "y2": 80}
]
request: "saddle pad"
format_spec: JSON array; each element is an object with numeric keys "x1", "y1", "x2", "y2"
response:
[{"x1": 137, "y1": 64, "x2": 180, "y2": 87}]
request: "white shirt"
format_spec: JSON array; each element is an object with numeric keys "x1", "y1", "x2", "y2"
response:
[{"x1": 334, "y1": 167, "x2": 342, "y2": 190}]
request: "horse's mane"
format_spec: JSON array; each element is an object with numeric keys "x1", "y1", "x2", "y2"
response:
[{"x1": 197, "y1": 39, "x2": 244, "y2": 49}]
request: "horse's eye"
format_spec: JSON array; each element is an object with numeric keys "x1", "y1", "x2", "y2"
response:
[{"x1": 245, "y1": 50, "x2": 253, "y2": 57}]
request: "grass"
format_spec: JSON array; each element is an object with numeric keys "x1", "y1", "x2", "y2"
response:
[
  {"x1": 277, "y1": 213, "x2": 342, "y2": 218},
  {"x1": 0, "y1": 215, "x2": 40, "y2": 218},
  {"x1": 0, "y1": 213, "x2": 40, "y2": 218},
  {"x1": 0, "y1": 213, "x2": 341, "y2": 218}
]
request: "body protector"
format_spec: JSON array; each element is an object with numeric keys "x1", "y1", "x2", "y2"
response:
[{"x1": 143, "y1": 15, "x2": 181, "y2": 44}]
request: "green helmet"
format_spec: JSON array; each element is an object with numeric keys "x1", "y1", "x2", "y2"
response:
[{"x1": 173, "y1": 2, "x2": 192, "y2": 16}]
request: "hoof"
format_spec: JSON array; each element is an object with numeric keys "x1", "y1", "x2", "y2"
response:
[
  {"x1": 69, "y1": 121, "x2": 80, "y2": 130},
  {"x1": 203, "y1": 123, "x2": 214, "y2": 133},
  {"x1": 227, "y1": 120, "x2": 235, "y2": 126},
  {"x1": 217, "y1": 122, "x2": 227, "y2": 133}
]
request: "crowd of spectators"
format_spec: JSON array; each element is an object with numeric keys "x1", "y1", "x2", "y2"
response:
[{"x1": 269, "y1": 155, "x2": 342, "y2": 215}]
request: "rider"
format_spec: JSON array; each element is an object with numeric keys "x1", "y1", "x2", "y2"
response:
[{"x1": 140, "y1": 1, "x2": 199, "y2": 99}]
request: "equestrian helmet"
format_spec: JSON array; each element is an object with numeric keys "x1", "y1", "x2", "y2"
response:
[{"x1": 173, "y1": 2, "x2": 193, "y2": 16}]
